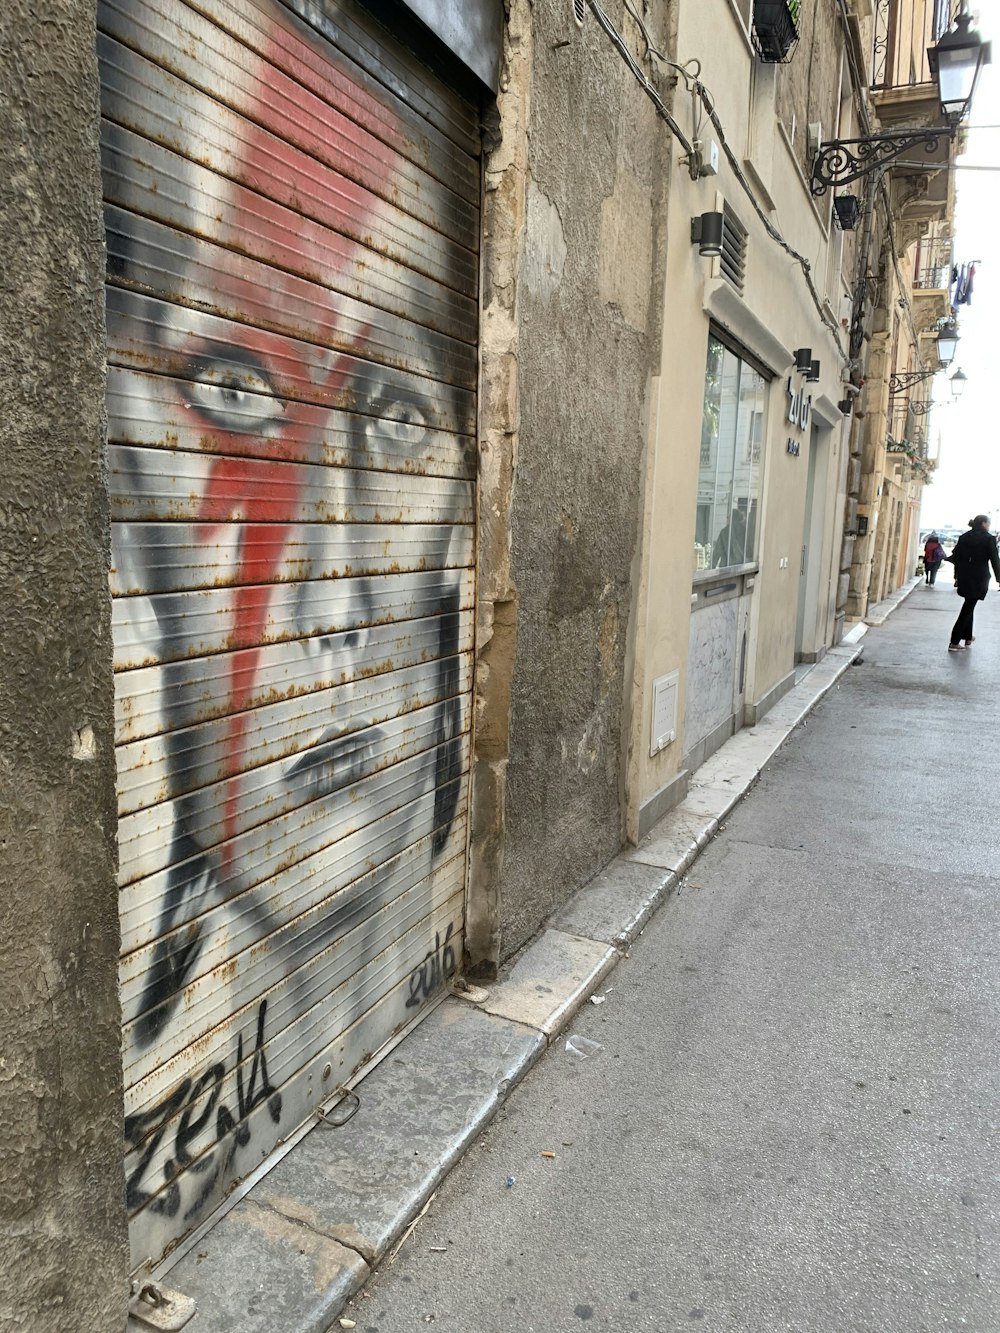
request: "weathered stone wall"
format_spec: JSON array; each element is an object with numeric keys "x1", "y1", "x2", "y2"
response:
[
  {"x1": 776, "y1": 0, "x2": 843, "y2": 176},
  {"x1": 0, "y1": 4, "x2": 127, "y2": 1328},
  {"x1": 471, "y1": 0, "x2": 670, "y2": 964}
]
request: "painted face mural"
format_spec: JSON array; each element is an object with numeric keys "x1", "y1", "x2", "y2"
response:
[{"x1": 102, "y1": 0, "x2": 479, "y2": 1263}]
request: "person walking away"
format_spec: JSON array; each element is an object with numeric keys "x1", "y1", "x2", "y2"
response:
[
  {"x1": 948, "y1": 515, "x2": 1000, "y2": 651},
  {"x1": 924, "y1": 533, "x2": 946, "y2": 586}
]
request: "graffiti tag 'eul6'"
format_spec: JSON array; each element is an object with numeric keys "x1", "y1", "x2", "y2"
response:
[{"x1": 405, "y1": 921, "x2": 458, "y2": 1009}]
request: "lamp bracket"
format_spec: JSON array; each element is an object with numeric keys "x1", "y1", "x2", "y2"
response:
[
  {"x1": 907, "y1": 399, "x2": 937, "y2": 416},
  {"x1": 811, "y1": 127, "x2": 955, "y2": 197},
  {"x1": 888, "y1": 369, "x2": 937, "y2": 395}
]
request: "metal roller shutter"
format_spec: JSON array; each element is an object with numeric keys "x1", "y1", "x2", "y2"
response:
[{"x1": 99, "y1": 0, "x2": 479, "y2": 1271}]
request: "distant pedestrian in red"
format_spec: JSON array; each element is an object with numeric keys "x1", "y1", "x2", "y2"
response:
[
  {"x1": 923, "y1": 533, "x2": 946, "y2": 586},
  {"x1": 948, "y1": 515, "x2": 1000, "y2": 651}
]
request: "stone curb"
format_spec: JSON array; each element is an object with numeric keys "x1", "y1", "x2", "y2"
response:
[
  {"x1": 148, "y1": 631, "x2": 867, "y2": 1333},
  {"x1": 864, "y1": 575, "x2": 921, "y2": 626}
]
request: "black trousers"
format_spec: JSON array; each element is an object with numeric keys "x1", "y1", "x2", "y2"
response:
[
  {"x1": 951, "y1": 596, "x2": 979, "y2": 645},
  {"x1": 927, "y1": 561, "x2": 942, "y2": 584}
]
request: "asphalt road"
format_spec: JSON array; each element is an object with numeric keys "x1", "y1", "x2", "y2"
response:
[{"x1": 345, "y1": 582, "x2": 1000, "y2": 1333}]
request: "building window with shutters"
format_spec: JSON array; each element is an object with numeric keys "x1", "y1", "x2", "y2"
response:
[{"x1": 694, "y1": 333, "x2": 768, "y2": 573}]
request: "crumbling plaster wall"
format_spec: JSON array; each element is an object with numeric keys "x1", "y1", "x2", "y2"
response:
[
  {"x1": 0, "y1": 3, "x2": 128, "y2": 1328},
  {"x1": 469, "y1": 0, "x2": 670, "y2": 967}
]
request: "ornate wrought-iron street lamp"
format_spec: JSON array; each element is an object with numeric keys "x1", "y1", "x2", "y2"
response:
[
  {"x1": 811, "y1": 9, "x2": 990, "y2": 196},
  {"x1": 927, "y1": 11, "x2": 992, "y2": 122}
]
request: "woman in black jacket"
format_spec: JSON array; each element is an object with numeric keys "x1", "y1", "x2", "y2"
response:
[{"x1": 948, "y1": 515, "x2": 1000, "y2": 651}]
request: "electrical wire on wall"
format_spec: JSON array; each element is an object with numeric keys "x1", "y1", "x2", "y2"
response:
[
  {"x1": 586, "y1": 0, "x2": 847, "y2": 362},
  {"x1": 585, "y1": 0, "x2": 694, "y2": 155}
]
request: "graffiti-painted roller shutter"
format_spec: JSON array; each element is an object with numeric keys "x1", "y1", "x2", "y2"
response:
[{"x1": 99, "y1": 0, "x2": 479, "y2": 1271}]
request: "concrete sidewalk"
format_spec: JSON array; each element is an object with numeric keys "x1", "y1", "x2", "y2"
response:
[{"x1": 145, "y1": 588, "x2": 924, "y2": 1332}]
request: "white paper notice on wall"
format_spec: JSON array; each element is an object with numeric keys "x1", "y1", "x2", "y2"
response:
[{"x1": 651, "y1": 671, "x2": 680, "y2": 757}]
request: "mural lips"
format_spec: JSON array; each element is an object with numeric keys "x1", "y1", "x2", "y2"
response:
[{"x1": 283, "y1": 727, "x2": 387, "y2": 802}]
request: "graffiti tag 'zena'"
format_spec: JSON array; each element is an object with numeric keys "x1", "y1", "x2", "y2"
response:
[
  {"x1": 124, "y1": 1000, "x2": 282, "y2": 1222},
  {"x1": 405, "y1": 922, "x2": 457, "y2": 1009}
]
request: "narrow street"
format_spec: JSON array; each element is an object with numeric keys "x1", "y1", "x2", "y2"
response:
[{"x1": 348, "y1": 586, "x2": 1000, "y2": 1333}]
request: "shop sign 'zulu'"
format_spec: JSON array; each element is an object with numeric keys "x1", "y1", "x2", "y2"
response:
[{"x1": 785, "y1": 376, "x2": 811, "y2": 457}]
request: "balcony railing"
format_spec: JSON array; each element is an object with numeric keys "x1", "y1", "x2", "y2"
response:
[
  {"x1": 888, "y1": 400, "x2": 929, "y2": 455},
  {"x1": 873, "y1": 0, "x2": 953, "y2": 92},
  {"x1": 913, "y1": 235, "x2": 953, "y2": 289}
]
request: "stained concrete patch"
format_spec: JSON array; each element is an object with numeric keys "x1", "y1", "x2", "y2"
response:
[
  {"x1": 248, "y1": 1002, "x2": 542, "y2": 1263},
  {"x1": 480, "y1": 929, "x2": 619, "y2": 1037},
  {"x1": 158, "y1": 1003, "x2": 543, "y2": 1333},
  {"x1": 151, "y1": 1197, "x2": 368, "y2": 1333},
  {"x1": 524, "y1": 177, "x2": 567, "y2": 299},
  {"x1": 551, "y1": 859, "x2": 675, "y2": 946},
  {"x1": 627, "y1": 806, "x2": 714, "y2": 874},
  {"x1": 599, "y1": 165, "x2": 653, "y2": 329},
  {"x1": 695, "y1": 729, "x2": 782, "y2": 782},
  {"x1": 678, "y1": 785, "x2": 746, "y2": 823}
]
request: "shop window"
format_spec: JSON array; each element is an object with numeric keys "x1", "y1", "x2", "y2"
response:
[{"x1": 694, "y1": 334, "x2": 767, "y2": 574}]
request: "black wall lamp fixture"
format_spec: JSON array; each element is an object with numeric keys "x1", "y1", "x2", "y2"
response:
[
  {"x1": 810, "y1": 9, "x2": 989, "y2": 197},
  {"x1": 833, "y1": 195, "x2": 861, "y2": 230},
  {"x1": 807, "y1": 359, "x2": 821, "y2": 383},
  {"x1": 691, "y1": 211, "x2": 724, "y2": 257},
  {"x1": 793, "y1": 348, "x2": 813, "y2": 374}
]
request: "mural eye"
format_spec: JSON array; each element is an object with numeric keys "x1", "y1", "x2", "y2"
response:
[
  {"x1": 376, "y1": 398, "x2": 431, "y2": 449},
  {"x1": 181, "y1": 356, "x2": 286, "y2": 432}
]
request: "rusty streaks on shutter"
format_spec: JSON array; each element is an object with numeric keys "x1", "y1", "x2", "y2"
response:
[{"x1": 102, "y1": 0, "x2": 478, "y2": 1269}]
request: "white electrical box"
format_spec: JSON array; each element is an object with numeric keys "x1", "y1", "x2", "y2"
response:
[{"x1": 650, "y1": 671, "x2": 680, "y2": 757}]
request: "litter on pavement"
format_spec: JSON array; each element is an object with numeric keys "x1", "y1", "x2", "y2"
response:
[{"x1": 564, "y1": 1034, "x2": 602, "y2": 1059}]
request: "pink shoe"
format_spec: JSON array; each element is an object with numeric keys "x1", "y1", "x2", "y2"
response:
[
  {"x1": 966, "y1": 637, "x2": 976, "y2": 645},
  {"x1": 948, "y1": 643, "x2": 966, "y2": 652}
]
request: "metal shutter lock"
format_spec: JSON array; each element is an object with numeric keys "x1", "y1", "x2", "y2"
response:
[{"x1": 128, "y1": 1282, "x2": 196, "y2": 1331}]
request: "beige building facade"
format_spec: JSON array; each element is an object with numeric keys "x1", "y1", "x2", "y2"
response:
[
  {"x1": 627, "y1": 0, "x2": 861, "y2": 839},
  {"x1": 616, "y1": 0, "x2": 965, "y2": 839}
]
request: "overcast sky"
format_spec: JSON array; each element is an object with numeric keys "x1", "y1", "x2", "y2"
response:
[{"x1": 919, "y1": 1, "x2": 1000, "y2": 531}]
